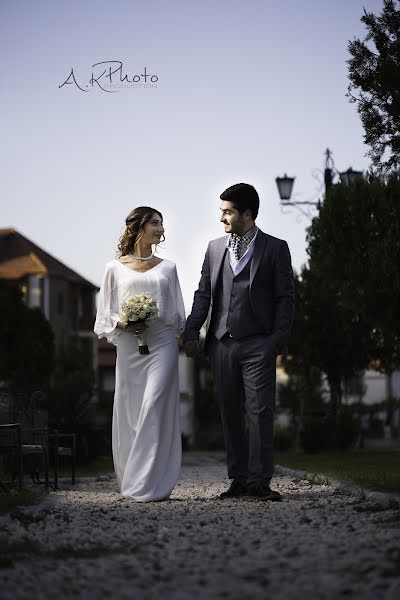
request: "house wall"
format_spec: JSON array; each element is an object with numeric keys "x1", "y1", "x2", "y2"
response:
[
  {"x1": 363, "y1": 371, "x2": 388, "y2": 405},
  {"x1": 344, "y1": 370, "x2": 400, "y2": 406},
  {"x1": 46, "y1": 277, "x2": 96, "y2": 350}
]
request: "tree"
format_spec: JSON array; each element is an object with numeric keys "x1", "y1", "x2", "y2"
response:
[
  {"x1": 47, "y1": 335, "x2": 95, "y2": 432},
  {"x1": 279, "y1": 272, "x2": 325, "y2": 424},
  {"x1": 0, "y1": 281, "x2": 54, "y2": 400},
  {"x1": 297, "y1": 264, "x2": 370, "y2": 428},
  {"x1": 319, "y1": 173, "x2": 400, "y2": 391},
  {"x1": 347, "y1": 0, "x2": 400, "y2": 173},
  {"x1": 305, "y1": 174, "x2": 400, "y2": 420}
]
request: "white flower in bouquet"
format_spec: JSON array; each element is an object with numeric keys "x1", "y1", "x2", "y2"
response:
[{"x1": 119, "y1": 293, "x2": 158, "y2": 354}]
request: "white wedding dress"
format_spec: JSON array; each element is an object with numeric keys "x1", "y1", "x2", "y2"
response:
[{"x1": 94, "y1": 258, "x2": 185, "y2": 502}]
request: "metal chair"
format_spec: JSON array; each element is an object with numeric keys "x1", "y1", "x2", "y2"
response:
[
  {"x1": 0, "y1": 423, "x2": 49, "y2": 491},
  {"x1": 48, "y1": 431, "x2": 77, "y2": 488},
  {"x1": 28, "y1": 392, "x2": 77, "y2": 489},
  {"x1": 0, "y1": 392, "x2": 78, "y2": 492}
]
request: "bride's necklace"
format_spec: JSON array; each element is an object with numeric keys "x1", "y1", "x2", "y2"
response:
[{"x1": 128, "y1": 252, "x2": 154, "y2": 262}]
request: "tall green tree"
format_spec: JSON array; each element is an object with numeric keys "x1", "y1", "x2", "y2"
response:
[
  {"x1": 297, "y1": 263, "x2": 370, "y2": 426},
  {"x1": 347, "y1": 0, "x2": 400, "y2": 173},
  {"x1": 47, "y1": 335, "x2": 95, "y2": 431},
  {"x1": 0, "y1": 281, "x2": 54, "y2": 400},
  {"x1": 279, "y1": 271, "x2": 325, "y2": 421},
  {"x1": 318, "y1": 174, "x2": 400, "y2": 391},
  {"x1": 306, "y1": 174, "x2": 400, "y2": 414}
]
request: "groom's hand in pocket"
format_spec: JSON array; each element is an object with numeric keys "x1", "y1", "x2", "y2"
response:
[{"x1": 184, "y1": 340, "x2": 199, "y2": 358}]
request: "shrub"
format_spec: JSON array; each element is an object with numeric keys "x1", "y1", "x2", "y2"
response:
[
  {"x1": 300, "y1": 416, "x2": 325, "y2": 453},
  {"x1": 335, "y1": 411, "x2": 359, "y2": 450},
  {"x1": 274, "y1": 426, "x2": 293, "y2": 451}
]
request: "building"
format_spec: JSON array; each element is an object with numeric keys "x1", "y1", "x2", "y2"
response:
[{"x1": 0, "y1": 227, "x2": 99, "y2": 371}]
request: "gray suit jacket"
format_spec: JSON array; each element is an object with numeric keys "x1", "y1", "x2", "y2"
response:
[{"x1": 184, "y1": 229, "x2": 295, "y2": 355}]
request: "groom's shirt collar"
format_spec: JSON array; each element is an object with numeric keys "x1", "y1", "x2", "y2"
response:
[
  {"x1": 227, "y1": 225, "x2": 258, "y2": 260},
  {"x1": 226, "y1": 225, "x2": 259, "y2": 276}
]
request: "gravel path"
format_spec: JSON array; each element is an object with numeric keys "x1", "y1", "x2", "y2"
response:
[{"x1": 1, "y1": 453, "x2": 400, "y2": 599}]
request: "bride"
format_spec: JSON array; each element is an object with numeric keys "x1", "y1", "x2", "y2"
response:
[{"x1": 94, "y1": 207, "x2": 185, "y2": 502}]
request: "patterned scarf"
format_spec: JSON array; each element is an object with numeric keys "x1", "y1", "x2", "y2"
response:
[{"x1": 228, "y1": 226, "x2": 257, "y2": 261}]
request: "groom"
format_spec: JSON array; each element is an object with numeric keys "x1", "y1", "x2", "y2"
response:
[{"x1": 184, "y1": 183, "x2": 295, "y2": 500}]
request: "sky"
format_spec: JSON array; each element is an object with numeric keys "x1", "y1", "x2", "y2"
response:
[{"x1": 1, "y1": 0, "x2": 384, "y2": 311}]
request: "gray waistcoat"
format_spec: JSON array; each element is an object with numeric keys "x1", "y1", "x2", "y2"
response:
[{"x1": 209, "y1": 250, "x2": 265, "y2": 340}]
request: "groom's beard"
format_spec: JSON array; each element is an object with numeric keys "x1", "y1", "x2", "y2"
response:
[{"x1": 222, "y1": 219, "x2": 247, "y2": 235}]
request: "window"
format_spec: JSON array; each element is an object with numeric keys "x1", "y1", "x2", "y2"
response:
[{"x1": 28, "y1": 275, "x2": 42, "y2": 308}]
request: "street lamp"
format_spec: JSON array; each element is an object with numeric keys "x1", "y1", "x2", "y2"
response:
[
  {"x1": 275, "y1": 174, "x2": 294, "y2": 201},
  {"x1": 276, "y1": 148, "x2": 363, "y2": 220},
  {"x1": 339, "y1": 167, "x2": 363, "y2": 186}
]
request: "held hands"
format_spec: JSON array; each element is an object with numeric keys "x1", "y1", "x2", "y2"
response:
[
  {"x1": 118, "y1": 320, "x2": 199, "y2": 351},
  {"x1": 184, "y1": 340, "x2": 200, "y2": 358}
]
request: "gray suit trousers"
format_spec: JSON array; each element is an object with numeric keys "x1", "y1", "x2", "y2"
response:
[{"x1": 207, "y1": 332, "x2": 277, "y2": 484}]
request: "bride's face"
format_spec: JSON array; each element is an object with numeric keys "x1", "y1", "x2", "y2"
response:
[{"x1": 142, "y1": 213, "x2": 164, "y2": 245}]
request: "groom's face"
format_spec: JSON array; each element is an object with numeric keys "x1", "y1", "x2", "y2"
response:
[{"x1": 220, "y1": 200, "x2": 246, "y2": 234}]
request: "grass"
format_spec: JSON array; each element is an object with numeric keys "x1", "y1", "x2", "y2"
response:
[
  {"x1": 57, "y1": 455, "x2": 114, "y2": 478},
  {"x1": 0, "y1": 455, "x2": 115, "y2": 514},
  {"x1": 275, "y1": 449, "x2": 400, "y2": 494},
  {"x1": 63, "y1": 450, "x2": 400, "y2": 494},
  {"x1": 0, "y1": 455, "x2": 115, "y2": 482},
  {"x1": 4, "y1": 449, "x2": 399, "y2": 510},
  {"x1": 0, "y1": 488, "x2": 47, "y2": 516}
]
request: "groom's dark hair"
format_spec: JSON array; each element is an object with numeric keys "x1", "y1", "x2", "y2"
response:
[{"x1": 220, "y1": 183, "x2": 259, "y2": 220}]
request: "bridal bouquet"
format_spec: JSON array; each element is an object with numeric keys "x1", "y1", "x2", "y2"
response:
[{"x1": 119, "y1": 293, "x2": 158, "y2": 355}]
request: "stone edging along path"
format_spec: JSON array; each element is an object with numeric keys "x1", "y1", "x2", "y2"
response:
[
  {"x1": 13, "y1": 464, "x2": 400, "y2": 519},
  {"x1": 275, "y1": 464, "x2": 400, "y2": 509},
  {"x1": 2, "y1": 457, "x2": 398, "y2": 522}
]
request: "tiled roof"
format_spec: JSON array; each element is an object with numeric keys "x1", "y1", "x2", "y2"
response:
[
  {"x1": 0, "y1": 228, "x2": 98, "y2": 289},
  {"x1": 0, "y1": 252, "x2": 47, "y2": 279}
]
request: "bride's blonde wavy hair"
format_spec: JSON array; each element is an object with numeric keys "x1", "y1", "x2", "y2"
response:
[{"x1": 117, "y1": 206, "x2": 164, "y2": 258}]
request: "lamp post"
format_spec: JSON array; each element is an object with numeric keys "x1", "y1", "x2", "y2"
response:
[
  {"x1": 275, "y1": 148, "x2": 363, "y2": 220},
  {"x1": 339, "y1": 166, "x2": 363, "y2": 186}
]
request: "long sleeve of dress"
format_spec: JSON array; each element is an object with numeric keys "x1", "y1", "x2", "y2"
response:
[
  {"x1": 94, "y1": 262, "x2": 123, "y2": 346},
  {"x1": 171, "y1": 264, "x2": 186, "y2": 336}
]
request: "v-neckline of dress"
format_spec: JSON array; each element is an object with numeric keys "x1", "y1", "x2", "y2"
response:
[{"x1": 115, "y1": 258, "x2": 164, "y2": 274}]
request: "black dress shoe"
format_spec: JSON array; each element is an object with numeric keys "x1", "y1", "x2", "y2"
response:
[
  {"x1": 219, "y1": 479, "x2": 248, "y2": 499},
  {"x1": 247, "y1": 481, "x2": 282, "y2": 501}
]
